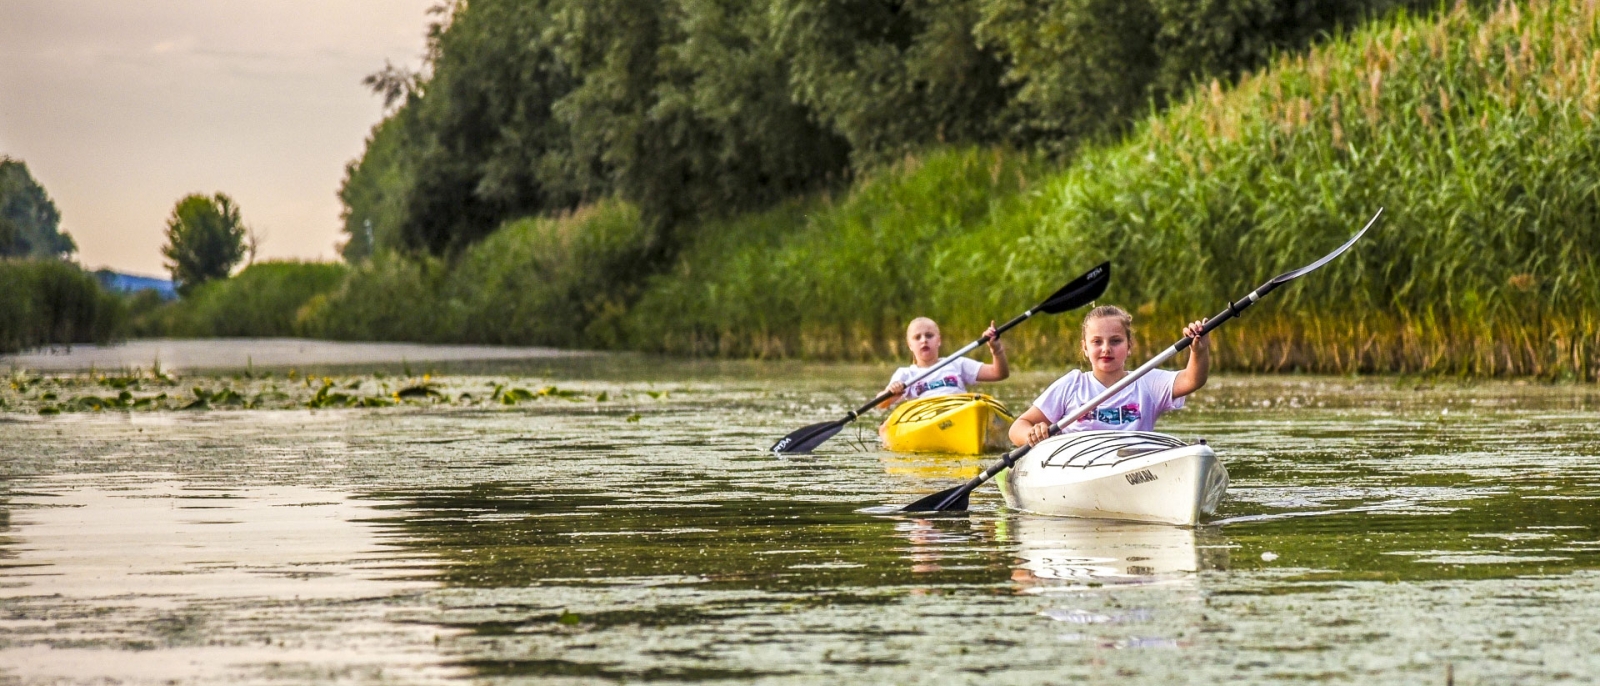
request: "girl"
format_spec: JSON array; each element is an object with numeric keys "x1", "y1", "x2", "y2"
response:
[
  {"x1": 880, "y1": 317, "x2": 1009, "y2": 407},
  {"x1": 1009, "y1": 306, "x2": 1209, "y2": 446}
]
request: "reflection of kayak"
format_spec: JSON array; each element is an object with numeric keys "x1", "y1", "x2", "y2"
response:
[
  {"x1": 997, "y1": 515, "x2": 1202, "y2": 589},
  {"x1": 1002, "y1": 431, "x2": 1228, "y2": 526},
  {"x1": 882, "y1": 393, "x2": 1015, "y2": 455}
]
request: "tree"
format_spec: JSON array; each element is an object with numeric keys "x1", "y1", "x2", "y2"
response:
[
  {"x1": 0, "y1": 156, "x2": 76, "y2": 259},
  {"x1": 161, "y1": 193, "x2": 248, "y2": 297}
]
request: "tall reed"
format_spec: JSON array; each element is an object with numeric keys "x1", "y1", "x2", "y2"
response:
[
  {"x1": 623, "y1": 0, "x2": 1600, "y2": 380},
  {"x1": 1011, "y1": 0, "x2": 1600, "y2": 379}
]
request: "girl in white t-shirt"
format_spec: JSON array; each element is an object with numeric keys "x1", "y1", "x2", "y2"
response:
[
  {"x1": 879, "y1": 317, "x2": 1009, "y2": 408},
  {"x1": 1009, "y1": 306, "x2": 1210, "y2": 446}
]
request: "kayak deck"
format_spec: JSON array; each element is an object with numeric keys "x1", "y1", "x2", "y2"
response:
[
  {"x1": 1002, "y1": 430, "x2": 1228, "y2": 526},
  {"x1": 881, "y1": 393, "x2": 1015, "y2": 455}
]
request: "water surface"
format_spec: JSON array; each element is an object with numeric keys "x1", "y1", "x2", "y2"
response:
[{"x1": 3, "y1": 361, "x2": 1598, "y2": 684}]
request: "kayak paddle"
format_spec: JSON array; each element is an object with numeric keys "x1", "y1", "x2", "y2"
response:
[
  {"x1": 771, "y1": 261, "x2": 1110, "y2": 455},
  {"x1": 901, "y1": 208, "x2": 1383, "y2": 512}
]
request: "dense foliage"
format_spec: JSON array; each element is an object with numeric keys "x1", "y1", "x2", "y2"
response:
[
  {"x1": 0, "y1": 259, "x2": 124, "y2": 354},
  {"x1": 154, "y1": 0, "x2": 1600, "y2": 380},
  {"x1": 0, "y1": 157, "x2": 75, "y2": 259},
  {"x1": 628, "y1": 0, "x2": 1600, "y2": 379},
  {"x1": 340, "y1": 0, "x2": 1431, "y2": 260},
  {"x1": 306, "y1": 201, "x2": 651, "y2": 346},
  {"x1": 162, "y1": 193, "x2": 249, "y2": 297},
  {"x1": 141, "y1": 261, "x2": 349, "y2": 338}
]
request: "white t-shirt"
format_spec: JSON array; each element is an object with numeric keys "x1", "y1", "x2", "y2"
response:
[
  {"x1": 1031, "y1": 369, "x2": 1184, "y2": 433},
  {"x1": 889, "y1": 357, "x2": 984, "y2": 402}
]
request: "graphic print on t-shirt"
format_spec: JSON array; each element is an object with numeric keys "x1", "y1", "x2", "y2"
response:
[
  {"x1": 910, "y1": 375, "x2": 962, "y2": 397},
  {"x1": 1030, "y1": 369, "x2": 1183, "y2": 433},
  {"x1": 1085, "y1": 403, "x2": 1142, "y2": 425},
  {"x1": 891, "y1": 357, "x2": 984, "y2": 402}
]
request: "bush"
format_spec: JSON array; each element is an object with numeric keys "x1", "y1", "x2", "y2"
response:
[
  {"x1": 301, "y1": 201, "x2": 651, "y2": 346},
  {"x1": 0, "y1": 259, "x2": 124, "y2": 353},
  {"x1": 622, "y1": 147, "x2": 1046, "y2": 360},
  {"x1": 150, "y1": 261, "x2": 348, "y2": 337}
]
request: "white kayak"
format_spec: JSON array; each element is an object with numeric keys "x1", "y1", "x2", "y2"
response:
[{"x1": 1001, "y1": 430, "x2": 1228, "y2": 526}]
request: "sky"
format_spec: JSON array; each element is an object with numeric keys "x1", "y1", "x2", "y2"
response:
[{"x1": 0, "y1": 0, "x2": 437, "y2": 276}]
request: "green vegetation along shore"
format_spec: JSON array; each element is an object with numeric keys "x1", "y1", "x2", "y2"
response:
[
  {"x1": 0, "y1": 259, "x2": 123, "y2": 354},
  {"x1": 16, "y1": 1, "x2": 1597, "y2": 382}
]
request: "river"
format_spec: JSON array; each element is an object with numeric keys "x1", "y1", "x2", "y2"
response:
[{"x1": 2, "y1": 347, "x2": 1598, "y2": 684}]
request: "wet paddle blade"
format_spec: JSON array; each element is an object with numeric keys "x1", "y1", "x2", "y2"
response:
[
  {"x1": 770, "y1": 420, "x2": 847, "y2": 454},
  {"x1": 1037, "y1": 262, "x2": 1111, "y2": 314},
  {"x1": 1269, "y1": 209, "x2": 1382, "y2": 285},
  {"x1": 899, "y1": 485, "x2": 970, "y2": 512}
]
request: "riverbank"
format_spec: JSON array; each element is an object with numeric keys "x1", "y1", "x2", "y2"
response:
[{"x1": 108, "y1": 1, "x2": 1600, "y2": 381}]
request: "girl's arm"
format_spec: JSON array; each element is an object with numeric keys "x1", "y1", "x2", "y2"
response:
[
  {"x1": 1008, "y1": 406, "x2": 1053, "y2": 447},
  {"x1": 976, "y1": 321, "x2": 1010, "y2": 381},
  {"x1": 878, "y1": 380, "x2": 906, "y2": 409},
  {"x1": 1172, "y1": 319, "x2": 1211, "y2": 398}
]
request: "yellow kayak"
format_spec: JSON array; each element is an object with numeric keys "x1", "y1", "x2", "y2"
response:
[{"x1": 881, "y1": 393, "x2": 1016, "y2": 455}]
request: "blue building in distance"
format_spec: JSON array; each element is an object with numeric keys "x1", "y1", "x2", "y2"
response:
[{"x1": 95, "y1": 270, "x2": 178, "y2": 300}]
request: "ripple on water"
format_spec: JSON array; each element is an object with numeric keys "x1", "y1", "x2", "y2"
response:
[{"x1": 1, "y1": 371, "x2": 1597, "y2": 683}]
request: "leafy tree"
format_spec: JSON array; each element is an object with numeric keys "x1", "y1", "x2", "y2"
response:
[
  {"x1": 771, "y1": 0, "x2": 1019, "y2": 167},
  {"x1": 0, "y1": 156, "x2": 76, "y2": 258},
  {"x1": 161, "y1": 193, "x2": 248, "y2": 297},
  {"x1": 976, "y1": 0, "x2": 1441, "y2": 151},
  {"x1": 339, "y1": 0, "x2": 1445, "y2": 260}
]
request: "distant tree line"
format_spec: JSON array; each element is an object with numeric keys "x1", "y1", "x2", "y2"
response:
[
  {"x1": 340, "y1": 0, "x2": 1435, "y2": 262},
  {"x1": 0, "y1": 157, "x2": 75, "y2": 259}
]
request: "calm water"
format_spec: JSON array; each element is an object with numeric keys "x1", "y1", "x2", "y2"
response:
[{"x1": 3, "y1": 356, "x2": 1599, "y2": 685}]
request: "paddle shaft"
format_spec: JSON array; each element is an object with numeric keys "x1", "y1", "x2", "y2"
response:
[
  {"x1": 925, "y1": 281, "x2": 1282, "y2": 510},
  {"x1": 839, "y1": 307, "x2": 1040, "y2": 422}
]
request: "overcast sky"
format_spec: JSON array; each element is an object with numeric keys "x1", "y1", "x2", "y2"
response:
[{"x1": 0, "y1": 0, "x2": 436, "y2": 275}]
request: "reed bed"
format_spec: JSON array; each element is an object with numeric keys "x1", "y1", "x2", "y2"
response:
[
  {"x1": 151, "y1": 0, "x2": 1600, "y2": 380},
  {"x1": 626, "y1": 0, "x2": 1600, "y2": 380},
  {"x1": 1013, "y1": 0, "x2": 1600, "y2": 379}
]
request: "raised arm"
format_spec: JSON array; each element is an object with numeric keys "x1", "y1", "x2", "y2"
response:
[
  {"x1": 975, "y1": 321, "x2": 1010, "y2": 382},
  {"x1": 1172, "y1": 319, "x2": 1210, "y2": 398}
]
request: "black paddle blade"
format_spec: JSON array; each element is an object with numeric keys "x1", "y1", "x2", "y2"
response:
[
  {"x1": 1037, "y1": 261, "x2": 1111, "y2": 314},
  {"x1": 1269, "y1": 208, "x2": 1382, "y2": 285},
  {"x1": 899, "y1": 485, "x2": 970, "y2": 512},
  {"x1": 770, "y1": 420, "x2": 847, "y2": 454}
]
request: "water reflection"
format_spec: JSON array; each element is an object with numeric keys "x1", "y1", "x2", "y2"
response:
[
  {"x1": 0, "y1": 474, "x2": 434, "y2": 601},
  {"x1": 1000, "y1": 517, "x2": 1222, "y2": 591},
  {"x1": 0, "y1": 474, "x2": 453, "y2": 684}
]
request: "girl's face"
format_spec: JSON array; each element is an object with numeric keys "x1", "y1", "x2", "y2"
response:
[
  {"x1": 906, "y1": 320, "x2": 942, "y2": 365},
  {"x1": 1081, "y1": 316, "x2": 1131, "y2": 374}
]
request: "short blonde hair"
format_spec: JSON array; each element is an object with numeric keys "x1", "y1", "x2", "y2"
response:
[{"x1": 1081, "y1": 305, "x2": 1133, "y2": 340}]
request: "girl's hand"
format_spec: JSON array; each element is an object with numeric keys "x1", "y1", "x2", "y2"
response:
[
  {"x1": 1183, "y1": 319, "x2": 1210, "y2": 351},
  {"x1": 887, "y1": 381, "x2": 906, "y2": 396},
  {"x1": 1026, "y1": 421, "x2": 1052, "y2": 446},
  {"x1": 984, "y1": 321, "x2": 1001, "y2": 349}
]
